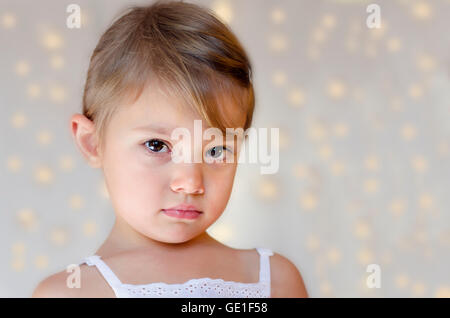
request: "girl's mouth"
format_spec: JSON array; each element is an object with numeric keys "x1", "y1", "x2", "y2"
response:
[{"x1": 161, "y1": 209, "x2": 202, "y2": 219}]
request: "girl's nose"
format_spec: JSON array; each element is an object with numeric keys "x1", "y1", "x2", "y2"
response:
[{"x1": 169, "y1": 163, "x2": 205, "y2": 195}]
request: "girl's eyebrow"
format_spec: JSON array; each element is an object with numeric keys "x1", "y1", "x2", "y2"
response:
[
  {"x1": 132, "y1": 123, "x2": 241, "y2": 141},
  {"x1": 132, "y1": 124, "x2": 177, "y2": 135}
]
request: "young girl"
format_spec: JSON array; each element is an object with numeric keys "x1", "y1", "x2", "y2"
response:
[{"x1": 32, "y1": 0, "x2": 308, "y2": 298}]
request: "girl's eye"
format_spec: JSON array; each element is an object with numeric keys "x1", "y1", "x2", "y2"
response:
[
  {"x1": 144, "y1": 139, "x2": 170, "y2": 153},
  {"x1": 206, "y1": 146, "x2": 228, "y2": 161}
]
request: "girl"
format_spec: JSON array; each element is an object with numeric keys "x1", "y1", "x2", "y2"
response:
[{"x1": 32, "y1": 0, "x2": 308, "y2": 298}]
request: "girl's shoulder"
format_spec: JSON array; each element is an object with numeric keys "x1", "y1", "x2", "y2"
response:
[
  {"x1": 266, "y1": 251, "x2": 309, "y2": 298},
  {"x1": 31, "y1": 262, "x2": 115, "y2": 298},
  {"x1": 233, "y1": 246, "x2": 308, "y2": 297}
]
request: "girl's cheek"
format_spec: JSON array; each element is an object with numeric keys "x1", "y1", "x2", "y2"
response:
[{"x1": 206, "y1": 167, "x2": 236, "y2": 192}]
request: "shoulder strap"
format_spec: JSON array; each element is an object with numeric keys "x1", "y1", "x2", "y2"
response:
[
  {"x1": 80, "y1": 255, "x2": 122, "y2": 288},
  {"x1": 256, "y1": 247, "x2": 274, "y2": 284}
]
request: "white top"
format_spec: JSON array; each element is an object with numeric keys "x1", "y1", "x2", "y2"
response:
[{"x1": 78, "y1": 247, "x2": 274, "y2": 298}]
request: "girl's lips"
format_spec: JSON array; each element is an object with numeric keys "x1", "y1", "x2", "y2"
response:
[
  {"x1": 165, "y1": 203, "x2": 201, "y2": 211},
  {"x1": 162, "y1": 209, "x2": 202, "y2": 220}
]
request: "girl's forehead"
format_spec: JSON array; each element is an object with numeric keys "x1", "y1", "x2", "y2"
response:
[
  {"x1": 115, "y1": 84, "x2": 199, "y2": 126},
  {"x1": 115, "y1": 78, "x2": 246, "y2": 133}
]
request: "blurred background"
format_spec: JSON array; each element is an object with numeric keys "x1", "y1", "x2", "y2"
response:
[{"x1": 1, "y1": 0, "x2": 449, "y2": 297}]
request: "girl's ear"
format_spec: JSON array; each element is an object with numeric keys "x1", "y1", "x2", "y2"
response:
[{"x1": 69, "y1": 113, "x2": 102, "y2": 168}]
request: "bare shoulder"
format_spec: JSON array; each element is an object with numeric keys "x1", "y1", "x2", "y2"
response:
[
  {"x1": 32, "y1": 269, "x2": 81, "y2": 298},
  {"x1": 269, "y1": 252, "x2": 309, "y2": 298},
  {"x1": 31, "y1": 264, "x2": 114, "y2": 298}
]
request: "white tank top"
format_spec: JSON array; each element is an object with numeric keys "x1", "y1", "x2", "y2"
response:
[{"x1": 78, "y1": 247, "x2": 274, "y2": 298}]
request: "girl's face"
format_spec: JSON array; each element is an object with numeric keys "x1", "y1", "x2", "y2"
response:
[{"x1": 98, "y1": 82, "x2": 245, "y2": 244}]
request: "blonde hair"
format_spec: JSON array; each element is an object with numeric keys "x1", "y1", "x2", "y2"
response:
[{"x1": 82, "y1": 0, "x2": 255, "y2": 153}]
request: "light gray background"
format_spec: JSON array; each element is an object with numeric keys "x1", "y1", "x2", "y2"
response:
[{"x1": 0, "y1": 0, "x2": 449, "y2": 297}]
